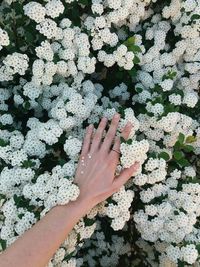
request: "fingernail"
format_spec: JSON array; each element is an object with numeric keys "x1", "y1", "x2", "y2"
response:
[
  {"x1": 88, "y1": 124, "x2": 93, "y2": 130},
  {"x1": 102, "y1": 117, "x2": 107, "y2": 122},
  {"x1": 114, "y1": 113, "x2": 120, "y2": 119}
]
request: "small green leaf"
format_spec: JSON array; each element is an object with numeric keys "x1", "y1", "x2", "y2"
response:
[
  {"x1": 79, "y1": 0, "x2": 89, "y2": 5},
  {"x1": 196, "y1": 244, "x2": 200, "y2": 253},
  {"x1": 84, "y1": 217, "x2": 95, "y2": 226},
  {"x1": 0, "y1": 194, "x2": 6, "y2": 200},
  {"x1": 0, "y1": 138, "x2": 9, "y2": 147},
  {"x1": 135, "y1": 87, "x2": 143, "y2": 93},
  {"x1": 186, "y1": 135, "x2": 197, "y2": 143},
  {"x1": 178, "y1": 133, "x2": 185, "y2": 145},
  {"x1": 63, "y1": 251, "x2": 74, "y2": 261},
  {"x1": 0, "y1": 239, "x2": 7, "y2": 251},
  {"x1": 183, "y1": 145, "x2": 194, "y2": 152},
  {"x1": 123, "y1": 36, "x2": 135, "y2": 46},
  {"x1": 191, "y1": 14, "x2": 200, "y2": 21},
  {"x1": 159, "y1": 152, "x2": 170, "y2": 161},
  {"x1": 18, "y1": 213, "x2": 24, "y2": 219},
  {"x1": 58, "y1": 159, "x2": 66, "y2": 166},
  {"x1": 174, "y1": 151, "x2": 184, "y2": 160},
  {"x1": 177, "y1": 158, "x2": 190, "y2": 167},
  {"x1": 24, "y1": 101, "x2": 30, "y2": 110},
  {"x1": 22, "y1": 160, "x2": 36, "y2": 168},
  {"x1": 118, "y1": 106, "x2": 125, "y2": 118},
  {"x1": 126, "y1": 139, "x2": 132, "y2": 145},
  {"x1": 133, "y1": 55, "x2": 140, "y2": 64},
  {"x1": 120, "y1": 137, "x2": 126, "y2": 143},
  {"x1": 128, "y1": 45, "x2": 142, "y2": 53},
  {"x1": 128, "y1": 68, "x2": 137, "y2": 77},
  {"x1": 177, "y1": 260, "x2": 185, "y2": 267}
]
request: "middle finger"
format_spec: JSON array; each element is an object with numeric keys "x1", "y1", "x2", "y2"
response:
[
  {"x1": 90, "y1": 117, "x2": 108, "y2": 153},
  {"x1": 101, "y1": 113, "x2": 120, "y2": 153}
]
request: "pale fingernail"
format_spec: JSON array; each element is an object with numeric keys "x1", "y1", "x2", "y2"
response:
[
  {"x1": 88, "y1": 124, "x2": 93, "y2": 130},
  {"x1": 102, "y1": 117, "x2": 107, "y2": 122},
  {"x1": 114, "y1": 113, "x2": 120, "y2": 119}
]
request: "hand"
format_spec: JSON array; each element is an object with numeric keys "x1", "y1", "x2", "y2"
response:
[{"x1": 74, "y1": 113, "x2": 140, "y2": 209}]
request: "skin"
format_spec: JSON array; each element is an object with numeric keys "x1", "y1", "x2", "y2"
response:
[{"x1": 0, "y1": 113, "x2": 139, "y2": 267}]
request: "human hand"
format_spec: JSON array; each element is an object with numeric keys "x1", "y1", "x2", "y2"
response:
[{"x1": 73, "y1": 113, "x2": 140, "y2": 209}]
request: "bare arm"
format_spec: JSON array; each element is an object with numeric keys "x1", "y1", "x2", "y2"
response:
[
  {"x1": 0, "y1": 114, "x2": 139, "y2": 267},
  {"x1": 0, "y1": 197, "x2": 93, "y2": 267}
]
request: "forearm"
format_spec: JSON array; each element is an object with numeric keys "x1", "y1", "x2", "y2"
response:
[{"x1": 0, "y1": 196, "x2": 93, "y2": 267}]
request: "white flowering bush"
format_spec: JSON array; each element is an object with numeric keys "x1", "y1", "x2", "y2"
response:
[{"x1": 0, "y1": 0, "x2": 200, "y2": 266}]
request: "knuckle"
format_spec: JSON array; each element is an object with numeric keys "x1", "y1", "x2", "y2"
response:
[{"x1": 112, "y1": 185, "x2": 120, "y2": 194}]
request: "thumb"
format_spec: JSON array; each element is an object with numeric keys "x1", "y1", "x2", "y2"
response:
[{"x1": 112, "y1": 162, "x2": 140, "y2": 189}]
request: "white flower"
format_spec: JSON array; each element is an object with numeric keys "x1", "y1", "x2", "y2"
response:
[
  {"x1": 0, "y1": 28, "x2": 10, "y2": 49},
  {"x1": 45, "y1": 0, "x2": 64, "y2": 18},
  {"x1": 64, "y1": 138, "x2": 82, "y2": 158},
  {"x1": 181, "y1": 244, "x2": 198, "y2": 264},
  {"x1": 159, "y1": 79, "x2": 174, "y2": 91},
  {"x1": 23, "y1": 2, "x2": 46, "y2": 23}
]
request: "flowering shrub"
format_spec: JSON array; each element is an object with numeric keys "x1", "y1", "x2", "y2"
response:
[{"x1": 0, "y1": 0, "x2": 200, "y2": 266}]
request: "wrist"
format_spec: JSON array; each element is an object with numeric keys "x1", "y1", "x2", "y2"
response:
[
  {"x1": 55, "y1": 194, "x2": 95, "y2": 220},
  {"x1": 74, "y1": 194, "x2": 95, "y2": 214}
]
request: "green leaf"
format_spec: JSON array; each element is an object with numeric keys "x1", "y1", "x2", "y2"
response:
[
  {"x1": 22, "y1": 160, "x2": 36, "y2": 168},
  {"x1": 128, "y1": 45, "x2": 142, "y2": 53},
  {"x1": 63, "y1": 251, "x2": 74, "y2": 261},
  {"x1": 79, "y1": 0, "x2": 89, "y2": 5},
  {"x1": 178, "y1": 133, "x2": 185, "y2": 145},
  {"x1": 120, "y1": 136, "x2": 126, "y2": 143},
  {"x1": 183, "y1": 145, "x2": 194, "y2": 152},
  {"x1": 186, "y1": 135, "x2": 197, "y2": 143},
  {"x1": 162, "y1": 70, "x2": 177, "y2": 80},
  {"x1": 159, "y1": 152, "x2": 170, "y2": 161},
  {"x1": 118, "y1": 106, "x2": 125, "y2": 118},
  {"x1": 0, "y1": 194, "x2": 6, "y2": 200},
  {"x1": 126, "y1": 139, "x2": 132, "y2": 145},
  {"x1": 177, "y1": 158, "x2": 190, "y2": 167},
  {"x1": 24, "y1": 101, "x2": 30, "y2": 110},
  {"x1": 0, "y1": 239, "x2": 7, "y2": 251},
  {"x1": 133, "y1": 55, "x2": 140, "y2": 64},
  {"x1": 148, "y1": 152, "x2": 157, "y2": 158},
  {"x1": 196, "y1": 244, "x2": 200, "y2": 253},
  {"x1": 191, "y1": 14, "x2": 200, "y2": 21},
  {"x1": 84, "y1": 217, "x2": 95, "y2": 226},
  {"x1": 174, "y1": 151, "x2": 184, "y2": 160},
  {"x1": 0, "y1": 138, "x2": 9, "y2": 147},
  {"x1": 135, "y1": 87, "x2": 143, "y2": 93},
  {"x1": 25, "y1": 31, "x2": 35, "y2": 43},
  {"x1": 177, "y1": 260, "x2": 185, "y2": 267},
  {"x1": 18, "y1": 213, "x2": 24, "y2": 219},
  {"x1": 123, "y1": 36, "x2": 135, "y2": 46},
  {"x1": 12, "y1": 2, "x2": 23, "y2": 14},
  {"x1": 58, "y1": 159, "x2": 66, "y2": 166},
  {"x1": 128, "y1": 68, "x2": 137, "y2": 77}
]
